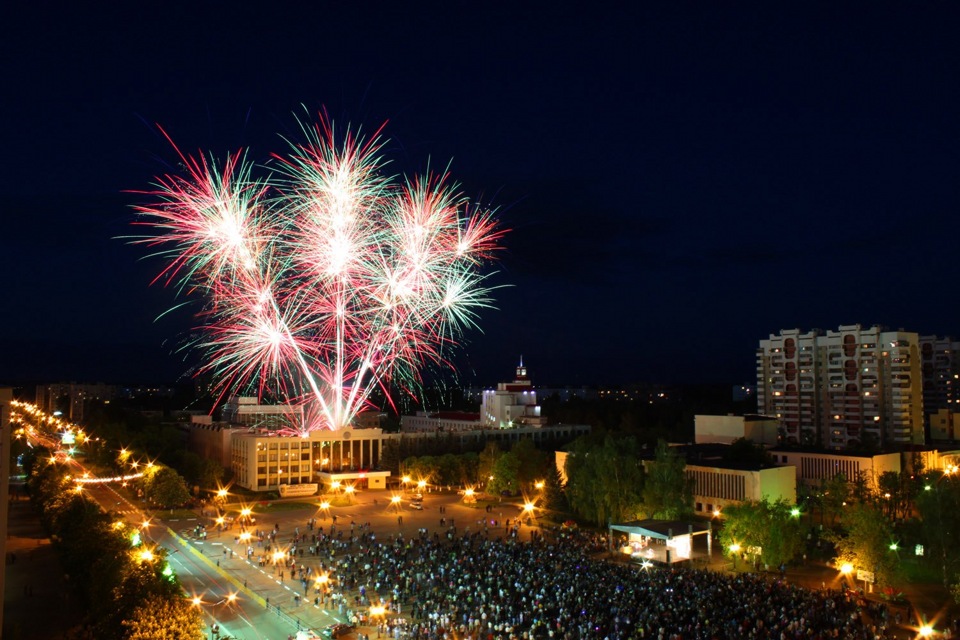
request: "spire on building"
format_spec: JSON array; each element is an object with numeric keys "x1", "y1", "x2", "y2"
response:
[{"x1": 516, "y1": 356, "x2": 527, "y2": 381}]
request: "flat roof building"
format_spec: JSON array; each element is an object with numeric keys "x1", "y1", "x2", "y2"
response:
[{"x1": 231, "y1": 427, "x2": 388, "y2": 492}]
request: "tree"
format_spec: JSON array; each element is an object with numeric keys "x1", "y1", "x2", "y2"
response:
[
  {"x1": 722, "y1": 438, "x2": 773, "y2": 468},
  {"x1": 542, "y1": 464, "x2": 569, "y2": 517},
  {"x1": 877, "y1": 471, "x2": 905, "y2": 520},
  {"x1": 820, "y1": 474, "x2": 849, "y2": 526},
  {"x1": 143, "y1": 467, "x2": 191, "y2": 509},
  {"x1": 478, "y1": 441, "x2": 501, "y2": 486},
  {"x1": 121, "y1": 595, "x2": 204, "y2": 640},
  {"x1": 401, "y1": 455, "x2": 438, "y2": 482},
  {"x1": 489, "y1": 451, "x2": 521, "y2": 496},
  {"x1": 436, "y1": 453, "x2": 462, "y2": 486},
  {"x1": 511, "y1": 439, "x2": 547, "y2": 491},
  {"x1": 719, "y1": 499, "x2": 806, "y2": 569},
  {"x1": 379, "y1": 439, "x2": 402, "y2": 473},
  {"x1": 914, "y1": 470, "x2": 960, "y2": 587},
  {"x1": 642, "y1": 440, "x2": 693, "y2": 520},
  {"x1": 850, "y1": 470, "x2": 871, "y2": 504},
  {"x1": 564, "y1": 434, "x2": 644, "y2": 526},
  {"x1": 827, "y1": 502, "x2": 899, "y2": 587},
  {"x1": 458, "y1": 452, "x2": 479, "y2": 487}
]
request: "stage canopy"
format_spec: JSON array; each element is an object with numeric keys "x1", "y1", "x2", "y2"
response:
[
  {"x1": 608, "y1": 519, "x2": 710, "y2": 540},
  {"x1": 609, "y1": 519, "x2": 712, "y2": 563}
]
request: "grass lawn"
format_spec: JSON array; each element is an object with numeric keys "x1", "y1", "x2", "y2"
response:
[{"x1": 250, "y1": 501, "x2": 315, "y2": 514}]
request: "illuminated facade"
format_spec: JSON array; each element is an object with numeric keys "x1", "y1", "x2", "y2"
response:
[
  {"x1": 757, "y1": 325, "x2": 924, "y2": 448},
  {"x1": 231, "y1": 428, "x2": 387, "y2": 492},
  {"x1": 686, "y1": 463, "x2": 795, "y2": 515},
  {"x1": 768, "y1": 449, "x2": 900, "y2": 490},
  {"x1": 480, "y1": 361, "x2": 546, "y2": 428}
]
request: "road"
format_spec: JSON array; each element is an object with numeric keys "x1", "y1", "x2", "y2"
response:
[{"x1": 87, "y1": 480, "x2": 345, "y2": 640}]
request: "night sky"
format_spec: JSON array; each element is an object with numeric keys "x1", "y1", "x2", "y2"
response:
[{"x1": 4, "y1": 4, "x2": 960, "y2": 389}]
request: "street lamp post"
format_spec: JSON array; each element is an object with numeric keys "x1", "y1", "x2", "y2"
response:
[{"x1": 729, "y1": 543, "x2": 741, "y2": 570}]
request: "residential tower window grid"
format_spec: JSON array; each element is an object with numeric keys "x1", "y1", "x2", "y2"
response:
[{"x1": 757, "y1": 325, "x2": 924, "y2": 449}]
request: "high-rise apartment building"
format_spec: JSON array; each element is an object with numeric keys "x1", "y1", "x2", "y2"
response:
[
  {"x1": 919, "y1": 335, "x2": 960, "y2": 414},
  {"x1": 757, "y1": 325, "x2": 924, "y2": 449}
]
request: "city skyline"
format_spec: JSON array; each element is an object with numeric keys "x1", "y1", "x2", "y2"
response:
[{"x1": 4, "y1": 4, "x2": 960, "y2": 389}]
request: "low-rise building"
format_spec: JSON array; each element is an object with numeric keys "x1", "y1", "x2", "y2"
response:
[
  {"x1": 401, "y1": 411, "x2": 481, "y2": 433},
  {"x1": 694, "y1": 414, "x2": 779, "y2": 446},
  {"x1": 231, "y1": 427, "x2": 389, "y2": 492},
  {"x1": 768, "y1": 448, "x2": 900, "y2": 490},
  {"x1": 686, "y1": 462, "x2": 796, "y2": 515},
  {"x1": 220, "y1": 396, "x2": 301, "y2": 429}
]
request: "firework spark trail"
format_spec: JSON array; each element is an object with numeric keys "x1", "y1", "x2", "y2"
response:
[{"x1": 133, "y1": 116, "x2": 505, "y2": 433}]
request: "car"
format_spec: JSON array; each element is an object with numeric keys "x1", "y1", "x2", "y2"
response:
[
  {"x1": 320, "y1": 623, "x2": 355, "y2": 638},
  {"x1": 410, "y1": 502, "x2": 423, "y2": 510}
]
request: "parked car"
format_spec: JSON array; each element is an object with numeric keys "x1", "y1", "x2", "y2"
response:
[{"x1": 320, "y1": 623, "x2": 355, "y2": 638}]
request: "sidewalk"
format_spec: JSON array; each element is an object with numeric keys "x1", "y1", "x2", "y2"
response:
[{"x1": 3, "y1": 498, "x2": 84, "y2": 640}]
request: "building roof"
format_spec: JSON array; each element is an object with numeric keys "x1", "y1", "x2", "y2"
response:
[
  {"x1": 609, "y1": 519, "x2": 710, "y2": 539},
  {"x1": 429, "y1": 411, "x2": 480, "y2": 421}
]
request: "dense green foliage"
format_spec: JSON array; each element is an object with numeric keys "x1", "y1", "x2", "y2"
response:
[
  {"x1": 826, "y1": 503, "x2": 899, "y2": 588},
  {"x1": 718, "y1": 498, "x2": 806, "y2": 569},
  {"x1": 143, "y1": 466, "x2": 192, "y2": 508},
  {"x1": 641, "y1": 440, "x2": 694, "y2": 520},
  {"x1": 564, "y1": 435, "x2": 646, "y2": 526},
  {"x1": 121, "y1": 596, "x2": 205, "y2": 640},
  {"x1": 25, "y1": 449, "x2": 203, "y2": 640}
]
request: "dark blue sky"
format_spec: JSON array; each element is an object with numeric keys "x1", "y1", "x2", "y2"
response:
[{"x1": 3, "y1": 4, "x2": 959, "y2": 388}]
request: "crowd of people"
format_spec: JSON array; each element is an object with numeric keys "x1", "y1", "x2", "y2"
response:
[{"x1": 252, "y1": 518, "x2": 895, "y2": 639}]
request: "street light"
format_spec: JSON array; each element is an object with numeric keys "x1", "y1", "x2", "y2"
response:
[
  {"x1": 370, "y1": 604, "x2": 387, "y2": 632},
  {"x1": 729, "y1": 543, "x2": 741, "y2": 570},
  {"x1": 523, "y1": 501, "x2": 536, "y2": 526}
]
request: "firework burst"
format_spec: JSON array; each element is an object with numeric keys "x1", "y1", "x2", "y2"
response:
[{"x1": 133, "y1": 117, "x2": 504, "y2": 433}]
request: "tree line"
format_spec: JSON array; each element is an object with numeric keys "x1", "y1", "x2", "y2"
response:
[{"x1": 23, "y1": 448, "x2": 204, "y2": 640}]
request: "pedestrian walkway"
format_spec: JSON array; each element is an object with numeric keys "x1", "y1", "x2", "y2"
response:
[{"x1": 3, "y1": 499, "x2": 84, "y2": 640}]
